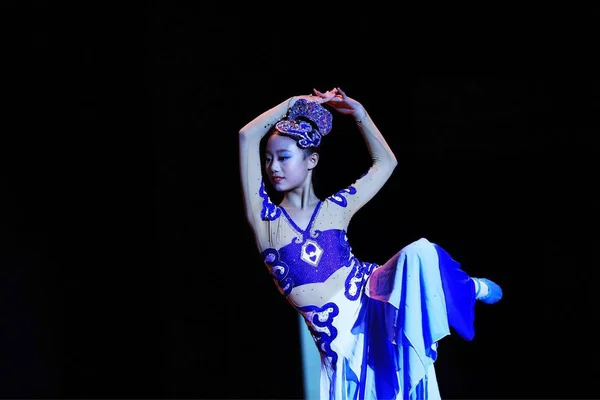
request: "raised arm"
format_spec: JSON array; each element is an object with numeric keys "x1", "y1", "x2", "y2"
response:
[
  {"x1": 319, "y1": 87, "x2": 398, "y2": 214},
  {"x1": 238, "y1": 96, "x2": 294, "y2": 244}
]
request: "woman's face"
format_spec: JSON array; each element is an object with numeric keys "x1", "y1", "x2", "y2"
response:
[{"x1": 265, "y1": 134, "x2": 315, "y2": 192}]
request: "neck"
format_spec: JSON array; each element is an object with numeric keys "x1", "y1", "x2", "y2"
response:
[{"x1": 281, "y1": 181, "x2": 318, "y2": 210}]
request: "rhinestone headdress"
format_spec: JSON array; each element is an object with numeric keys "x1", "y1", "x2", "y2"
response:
[{"x1": 275, "y1": 99, "x2": 333, "y2": 148}]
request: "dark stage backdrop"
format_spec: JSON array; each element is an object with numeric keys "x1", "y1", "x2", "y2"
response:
[{"x1": 3, "y1": 4, "x2": 599, "y2": 399}]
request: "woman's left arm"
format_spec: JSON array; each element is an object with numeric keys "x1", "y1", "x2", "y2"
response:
[{"x1": 319, "y1": 87, "x2": 398, "y2": 213}]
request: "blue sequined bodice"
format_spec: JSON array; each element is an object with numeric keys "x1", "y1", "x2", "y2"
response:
[
  {"x1": 259, "y1": 181, "x2": 376, "y2": 299},
  {"x1": 261, "y1": 200, "x2": 376, "y2": 300},
  {"x1": 263, "y1": 228, "x2": 353, "y2": 292}
]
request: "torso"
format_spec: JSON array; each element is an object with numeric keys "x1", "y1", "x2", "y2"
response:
[
  {"x1": 287, "y1": 265, "x2": 355, "y2": 308},
  {"x1": 259, "y1": 198, "x2": 374, "y2": 309}
]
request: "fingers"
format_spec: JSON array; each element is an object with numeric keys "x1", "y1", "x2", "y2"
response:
[
  {"x1": 314, "y1": 88, "x2": 339, "y2": 97},
  {"x1": 312, "y1": 89, "x2": 327, "y2": 102},
  {"x1": 314, "y1": 91, "x2": 338, "y2": 104},
  {"x1": 313, "y1": 88, "x2": 331, "y2": 97}
]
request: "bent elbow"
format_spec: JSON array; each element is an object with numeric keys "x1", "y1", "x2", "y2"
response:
[{"x1": 385, "y1": 154, "x2": 398, "y2": 170}]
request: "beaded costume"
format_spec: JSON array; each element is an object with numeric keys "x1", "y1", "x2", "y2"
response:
[
  {"x1": 241, "y1": 97, "x2": 486, "y2": 399},
  {"x1": 257, "y1": 175, "x2": 478, "y2": 400}
]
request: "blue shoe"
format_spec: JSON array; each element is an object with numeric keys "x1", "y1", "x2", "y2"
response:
[{"x1": 477, "y1": 278, "x2": 503, "y2": 304}]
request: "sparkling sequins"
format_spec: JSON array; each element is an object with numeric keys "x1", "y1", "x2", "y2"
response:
[
  {"x1": 301, "y1": 239, "x2": 324, "y2": 267},
  {"x1": 259, "y1": 180, "x2": 281, "y2": 221},
  {"x1": 298, "y1": 302, "x2": 340, "y2": 364},
  {"x1": 329, "y1": 186, "x2": 358, "y2": 207}
]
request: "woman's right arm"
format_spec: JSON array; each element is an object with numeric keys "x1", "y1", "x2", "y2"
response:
[{"x1": 238, "y1": 96, "x2": 295, "y2": 243}]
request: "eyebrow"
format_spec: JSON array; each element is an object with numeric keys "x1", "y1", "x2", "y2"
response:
[{"x1": 266, "y1": 149, "x2": 293, "y2": 155}]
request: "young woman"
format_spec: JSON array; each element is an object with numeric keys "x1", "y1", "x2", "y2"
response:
[{"x1": 238, "y1": 87, "x2": 502, "y2": 399}]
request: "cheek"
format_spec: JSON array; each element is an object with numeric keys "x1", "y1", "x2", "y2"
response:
[{"x1": 288, "y1": 159, "x2": 308, "y2": 172}]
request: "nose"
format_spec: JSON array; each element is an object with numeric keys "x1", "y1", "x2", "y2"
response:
[{"x1": 269, "y1": 159, "x2": 280, "y2": 174}]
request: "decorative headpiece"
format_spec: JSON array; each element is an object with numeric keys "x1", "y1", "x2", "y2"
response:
[{"x1": 275, "y1": 99, "x2": 333, "y2": 148}]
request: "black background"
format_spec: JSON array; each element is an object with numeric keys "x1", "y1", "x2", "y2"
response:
[{"x1": 2, "y1": 3, "x2": 599, "y2": 399}]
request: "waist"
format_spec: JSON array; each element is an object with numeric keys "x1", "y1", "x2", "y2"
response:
[{"x1": 286, "y1": 265, "x2": 358, "y2": 309}]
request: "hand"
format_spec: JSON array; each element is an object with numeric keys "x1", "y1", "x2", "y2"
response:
[
  {"x1": 296, "y1": 89, "x2": 338, "y2": 104},
  {"x1": 313, "y1": 87, "x2": 363, "y2": 116}
]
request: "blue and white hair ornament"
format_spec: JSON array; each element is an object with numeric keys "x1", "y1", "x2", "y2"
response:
[{"x1": 275, "y1": 99, "x2": 333, "y2": 148}]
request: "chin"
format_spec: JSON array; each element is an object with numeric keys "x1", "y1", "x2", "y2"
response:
[{"x1": 271, "y1": 182, "x2": 289, "y2": 192}]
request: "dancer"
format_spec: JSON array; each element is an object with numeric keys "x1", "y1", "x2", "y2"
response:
[{"x1": 238, "y1": 87, "x2": 502, "y2": 399}]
